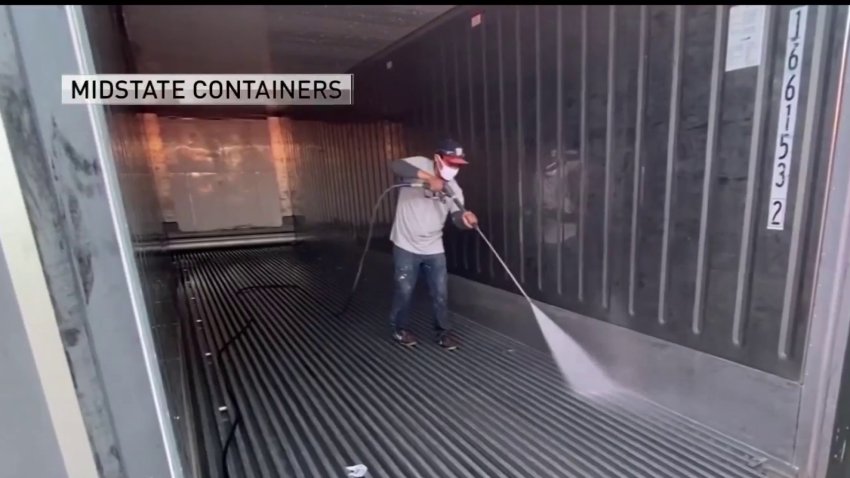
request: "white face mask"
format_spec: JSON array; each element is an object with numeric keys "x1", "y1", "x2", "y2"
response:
[{"x1": 437, "y1": 161, "x2": 459, "y2": 181}]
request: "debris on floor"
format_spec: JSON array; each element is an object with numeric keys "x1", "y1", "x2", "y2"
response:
[{"x1": 345, "y1": 464, "x2": 368, "y2": 477}]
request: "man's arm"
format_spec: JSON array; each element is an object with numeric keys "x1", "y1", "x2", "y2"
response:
[
  {"x1": 450, "y1": 211, "x2": 472, "y2": 230},
  {"x1": 446, "y1": 184, "x2": 476, "y2": 230},
  {"x1": 390, "y1": 158, "x2": 421, "y2": 180},
  {"x1": 390, "y1": 157, "x2": 445, "y2": 191}
]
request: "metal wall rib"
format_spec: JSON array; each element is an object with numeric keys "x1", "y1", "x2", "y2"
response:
[
  {"x1": 692, "y1": 6, "x2": 727, "y2": 335},
  {"x1": 657, "y1": 6, "x2": 684, "y2": 325},
  {"x1": 602, "y1": 5, "x2": 616, "y2": 310},
  {"x1": 778, "y1": 5, "x2": 830, "y2": 359},
  {"x1": 731, "y1": 6, "x2": 776, "y2": 347},
  {"x1": 176, "y1": 246, "x2": 793, "y2": 478},
  {"x1": 555, "y1": 5, "x2": 565, "y2": 296},
  {"x1": 628, "y1": 5, "x2": 649, "y2": 318},
  {"x1": 578, "y1": 5, "x2": 588, "y2": 304}
]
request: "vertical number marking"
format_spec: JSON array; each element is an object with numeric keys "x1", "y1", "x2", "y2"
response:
[{"x1": 767, "y1": 6, "x2": 808, "y2": 231}]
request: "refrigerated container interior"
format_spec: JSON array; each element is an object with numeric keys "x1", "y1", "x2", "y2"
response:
[{"x1": 3, "y1": 4, "x2": 850, "y2": 478}]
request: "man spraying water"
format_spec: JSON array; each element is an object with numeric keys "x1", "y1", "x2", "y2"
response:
[
  {"x1": 386, "y1": 140, "x2": 616, "y2": 396},
  {"x1": 388, "y1": 139, "x2": 478, "y2": 351}
]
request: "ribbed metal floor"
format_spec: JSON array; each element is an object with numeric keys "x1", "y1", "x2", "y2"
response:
[{"x1": 176, "y1": 245, "x2": 794, "y2": 478}]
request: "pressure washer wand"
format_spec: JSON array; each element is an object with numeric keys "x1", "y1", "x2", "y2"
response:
[{"x1": 442, "y1": 184, "x2": 534, "y2": 304}]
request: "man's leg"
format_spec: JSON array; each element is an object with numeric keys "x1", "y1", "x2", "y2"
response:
[
  {"x1": 389, "y1": 246, "x2": 420, "y2": 346},
  {"x1": 422, "y1": 252, "x2": 458, "y2": 349}
]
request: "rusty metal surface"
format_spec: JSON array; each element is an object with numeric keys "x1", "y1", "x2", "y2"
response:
[{"x1": 155, "y1": 117, "x2": 285, "y2": 232}]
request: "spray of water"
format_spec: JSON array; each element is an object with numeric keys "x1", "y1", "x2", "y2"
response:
[
  {"x1": 530, "y1": 303, "x2": 618, "y2": 396},
  {"x1": 475, "y1": 228, "x2": 618, "y2": 397}
]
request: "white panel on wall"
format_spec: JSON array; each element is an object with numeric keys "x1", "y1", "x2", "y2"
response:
[{"x1": 155, "y1": 117, "x2": 283, "y2": 232}]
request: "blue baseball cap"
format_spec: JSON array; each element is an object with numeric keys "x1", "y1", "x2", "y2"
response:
[{"x1": 435, "y1": 138, "x2": 469, "y2": 165}]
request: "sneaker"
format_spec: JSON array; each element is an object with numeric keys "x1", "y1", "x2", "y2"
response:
[
  {"x1": 393, "y1": 330, "x2": 418, "y2": 347},
  {"x1": 437, "y1": 333, "x2": 460, "y2": 351}
]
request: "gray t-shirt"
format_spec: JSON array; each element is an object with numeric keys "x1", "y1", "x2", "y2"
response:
[{"x1": 390, "y1": 155, "x2": 466, "y2": 255}]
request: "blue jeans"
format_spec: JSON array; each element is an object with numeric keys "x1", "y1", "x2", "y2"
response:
[{"x1": 389, "y1": 245, "x2": 450, "y2": 339}]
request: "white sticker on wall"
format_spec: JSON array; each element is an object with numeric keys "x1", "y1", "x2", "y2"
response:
[
  {"x1": 725, "y1": 5, "x2": 767, "y2": 72},
  {"x1": 767, "y1": 6, "x2": 808, "y2": 231},
  {"x1": 471, "y1": 13, "x2": 482, "y2": 28}
]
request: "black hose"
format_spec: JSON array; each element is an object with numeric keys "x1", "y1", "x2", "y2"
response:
[
  {"x1": 202, "y1": 181, "x2": 418, "y2": 475},
  {"x1": 219, "y1": 414, "x2": 242, "y2": 476},
  {"x1": 216, "y1": 283, "x2": 301, "y2": 478},
  {"x1": 176, "y1": 180, "x2": 470, "y2": 476},
  {"x1": 216, "y1": 316, "x2": 253, "y2": 478},
  {"x1": 172, "y1": 280, "x2": 307, "y2": 478},
  {"x1": 333, "y1": 182, "x2": 418, "y2": 318},
  {"x1": 215, "y1": 181, "x2": 417, "y2": 474},
  {"x1": 185, "y1": 181, "x2": 446, "y2": 475}
]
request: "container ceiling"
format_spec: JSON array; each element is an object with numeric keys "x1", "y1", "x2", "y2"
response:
[{"x1": 121, "y1": 5, "x2": 456, "y2": 75}]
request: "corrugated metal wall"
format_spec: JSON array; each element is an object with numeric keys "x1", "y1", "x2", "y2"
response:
[
  {"x1": 286, "y1": 119, "x2": 409, "y2": 240},
  {"x1": 296, "y1": 4, "x2": 849, "y2": 382},
  {"x1": 139, "y1": 113, "x2": 404, "y2": 239}
]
